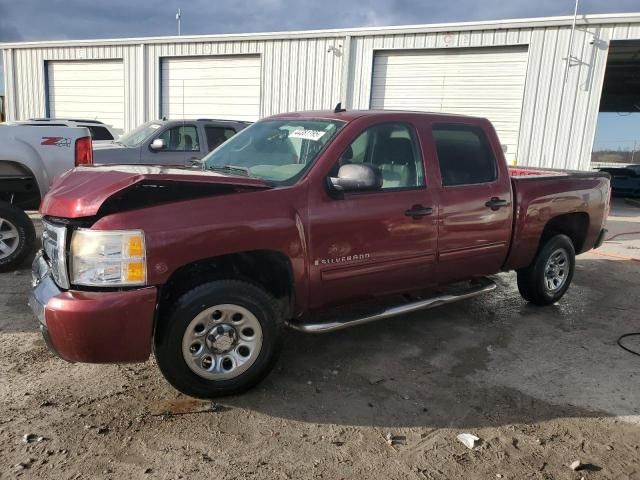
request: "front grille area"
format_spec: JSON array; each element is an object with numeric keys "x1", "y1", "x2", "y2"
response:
[{"x1": 42, "y1": 220, "x2": 69, "y2": 289}]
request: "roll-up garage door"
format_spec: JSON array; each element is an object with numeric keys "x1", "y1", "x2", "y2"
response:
[
  {"x1": 371, "y1": 47, "x2": 529, "y2": 163},
  {"x1": 161, "y1": 56, "x2": 261, "y2": 121},
  {"x1": 47, "y1": 60, "x2": 125, "y2": 131}
]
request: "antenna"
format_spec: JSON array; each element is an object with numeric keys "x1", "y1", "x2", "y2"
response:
[
  {"x1": 334, "y1": 102, "x2": 346, "y2": 113},
  {"x1": 176, "y1": 8, "x2": 182, "y2": 36}
]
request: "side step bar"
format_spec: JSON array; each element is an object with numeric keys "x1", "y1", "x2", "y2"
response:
[{"x1": 289, "y1": 277, "x2": 496, "y2": 334}]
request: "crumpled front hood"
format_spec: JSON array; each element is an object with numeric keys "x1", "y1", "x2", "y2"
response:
[{"x1": 41, "y1": 165, "x2": 271, "y2": 218}]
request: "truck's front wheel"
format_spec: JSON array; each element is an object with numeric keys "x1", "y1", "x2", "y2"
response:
[
  {"x1": 155, "y1": 280, "x2": 283, "y2": 398},
  {"x1": 0, "y1": 202, "x2": 36, "y2": 272},
  {"x1": 517, "y1": 234, "x2": 575, "y2": 306}
]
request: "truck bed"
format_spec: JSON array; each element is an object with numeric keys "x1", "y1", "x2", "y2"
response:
[
  {"x1": 504, "y1": 167, "x2": 610, "y2": 271},
  {"x1": 509, "y1": 166, "x2": 567, "y2": 177}
]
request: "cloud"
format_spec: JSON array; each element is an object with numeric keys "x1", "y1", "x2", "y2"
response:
[{"x1": 0, "y1": 0, "x2": 638, "y2": 42}]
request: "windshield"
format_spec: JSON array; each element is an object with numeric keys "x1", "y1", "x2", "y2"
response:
[
  {"x1": 202, "y1": 119, "x2": 344, "y2": 184},
  {"x1": 118, "y1": 122, "x2": 163, "y2": 147}
]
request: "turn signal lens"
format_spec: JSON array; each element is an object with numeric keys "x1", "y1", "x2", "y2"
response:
[
  {"x1": 125, "y1": 261, "x2": 146, "y2": 283},
  {"x1": 126, "y1": 235, "x2": 144, "y2": 257}
]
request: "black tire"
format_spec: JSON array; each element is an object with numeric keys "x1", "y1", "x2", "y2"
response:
[
  {"x1": 516, "y1": 234, "x2": 575, "y2": 306},
  {"x1": 0, "y1": 202, "x2": 36, "y2": 272},
  {"x1": 155, "y1": 280, "x2": 283, "y2": 398}
]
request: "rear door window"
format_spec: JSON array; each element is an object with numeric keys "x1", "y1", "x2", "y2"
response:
[{"x1": 432, "y1": 125, "x2": 497, "y2": 186}]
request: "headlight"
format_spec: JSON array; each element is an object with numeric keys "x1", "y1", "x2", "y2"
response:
[{"x1": 70, "y1": 229, "x2": 147, "y2": 287}]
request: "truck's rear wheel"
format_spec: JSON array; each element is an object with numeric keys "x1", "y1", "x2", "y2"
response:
[
  {"x1": 517, "y1": 234, "x2": 575, "y2": 306},
  {"x1": 0, "y1": 202, "x2": 36, "y2": 272},
  {"x1": 155, "y1": 280, "x2": 283, "y2": 398}
]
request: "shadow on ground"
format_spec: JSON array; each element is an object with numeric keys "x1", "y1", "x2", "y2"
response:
[
  {"x1": 205, "y1": 256, "x2": 640, "y2": 429},
  {"x1": 2, "y1": 250, "x2": 639, "y2": 431}
]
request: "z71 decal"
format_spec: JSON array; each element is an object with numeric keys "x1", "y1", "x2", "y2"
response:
[{"x1": 41, "y1": 137, "x2": 71, "y2": 147}]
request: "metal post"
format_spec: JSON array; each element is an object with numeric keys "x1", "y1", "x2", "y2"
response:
[
  {"x1": 176, "y1": 8, "x2": 182, "y2": 36},
  {"x1": 563, "y1": 0, "x2": 580, "y2": 84}
]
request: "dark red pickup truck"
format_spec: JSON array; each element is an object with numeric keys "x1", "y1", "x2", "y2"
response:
[{"x1": 29, "y1": 109, "x2": 610, "y2": 398}]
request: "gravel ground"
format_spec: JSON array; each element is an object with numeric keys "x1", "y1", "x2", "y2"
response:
[{"x1": 1, "y1": 201, "x2": 639, "y2": 479}]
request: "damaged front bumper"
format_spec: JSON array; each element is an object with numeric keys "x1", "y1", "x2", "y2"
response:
[{"x1": 28, "y1": 250, "x2": 158, "y2": 363}]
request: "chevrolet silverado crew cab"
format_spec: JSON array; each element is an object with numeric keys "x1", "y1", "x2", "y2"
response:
[{"x1": 29, "y1": 109, "x2": 610, "y2": 398}]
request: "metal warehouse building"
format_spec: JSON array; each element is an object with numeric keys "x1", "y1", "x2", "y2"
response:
[{"x1": 2, "y1": 13, "x2": 640, "y2": 170}]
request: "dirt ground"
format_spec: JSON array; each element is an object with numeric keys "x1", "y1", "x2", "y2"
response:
[{"x1": 1, "y1": 200, "x2": 639, "y2": 479}]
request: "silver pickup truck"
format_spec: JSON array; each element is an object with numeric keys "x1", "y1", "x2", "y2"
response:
[
  {"x1": 94, "y1": 118, "x2": 250, "y2": 166},
  {"x1": 0, "y1": 123, "x2": 92, "y2": 271}
]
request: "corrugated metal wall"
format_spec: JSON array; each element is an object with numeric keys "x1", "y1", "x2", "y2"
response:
[
  {"x1": 4, "y1": 37, "x2": 344, "y2": 132},
  {"x1": 3, "y1": 17, "x2": 640, "y2": 170},
  {"x1": 346, "y1": 22, "x2": 639, "y2": 170},
  {"x1": 144, "y1": 37, "x2": 344, "y2": 121},
  {"x1": 6, "y1": 44, "x2": 140, "y2": 131}
]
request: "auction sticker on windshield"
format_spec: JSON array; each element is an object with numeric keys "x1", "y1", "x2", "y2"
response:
[{"x1": 289, "y1": 129, "x2": 326, "y2": 141}]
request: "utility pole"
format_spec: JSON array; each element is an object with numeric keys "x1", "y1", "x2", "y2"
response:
[{"x1": 176, "y1": 8, "x2": 182, "y2": 36}]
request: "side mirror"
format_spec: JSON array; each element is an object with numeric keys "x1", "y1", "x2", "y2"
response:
[
  {"x1": 329, "y1": 164, "x2": 383, "y2": 193},
  {"x1": 150, "y1": 138, "x2": 166, "y2": 151}
]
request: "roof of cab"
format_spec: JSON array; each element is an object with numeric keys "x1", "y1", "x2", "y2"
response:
[{"x1": 268, "y1": 109, "x2": 487, "y2": 123}]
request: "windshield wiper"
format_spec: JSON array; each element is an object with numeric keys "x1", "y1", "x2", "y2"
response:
[{"x1": 208, "y1": 165, "x2": 254, "y2": 178}]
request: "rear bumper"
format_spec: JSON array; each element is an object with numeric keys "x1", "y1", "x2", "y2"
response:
[
  {"x1": 594, "y1": 228, "x2": 607, "y2": 250},
  {"x1": 28, "y1": 251, "x2": 157, "y2": 363}
]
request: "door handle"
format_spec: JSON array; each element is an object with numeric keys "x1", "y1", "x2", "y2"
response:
[
  {"x1": 405, "y1": 205, "x2": 434, "y2": 218},
  {"x1": 485, "y1": 197, "x2": 509, "y2": 210}
]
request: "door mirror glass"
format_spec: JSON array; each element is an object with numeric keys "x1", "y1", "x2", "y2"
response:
[
  {"x1": 329, "y1": 164, "x2": 383, "y2": 192},
  {"x1": 150, "y1": 138, "x2": 166, "y2": 151}
]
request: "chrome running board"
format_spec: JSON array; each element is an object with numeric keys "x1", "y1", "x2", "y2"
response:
[{"x1": 290, "y1": 277, "x2": 496, "y2": 334}]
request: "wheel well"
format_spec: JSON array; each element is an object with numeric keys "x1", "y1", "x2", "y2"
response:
[
  {"x1": 157, "y1": 250, "x2": 295, "y2": 322},
  {"x1": 540, "y1": 212, "x2": 589, "y2": 253},
  {"x1": 0, "y1": 161, "x2": 41, "y2": 210}
]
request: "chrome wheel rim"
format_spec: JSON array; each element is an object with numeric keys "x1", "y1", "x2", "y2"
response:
[
  {"x1": 182, "y1": 304, "x2": 263, "y2": 380},
  {"x1": 544, "y1": 248, "x2": 569, "y2": 292},
  {"x1": 0, "y1": 218, "x2": 20, "y2": 260}
]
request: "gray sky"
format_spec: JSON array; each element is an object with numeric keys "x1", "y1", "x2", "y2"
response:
[{"x1": 2, "y1": 0, "x2": 640, "y2": 43}]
